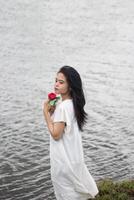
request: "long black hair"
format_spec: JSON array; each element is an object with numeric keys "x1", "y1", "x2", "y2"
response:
[{"x1": 58, "y1": 66, "x2": 88, "y2": 131}]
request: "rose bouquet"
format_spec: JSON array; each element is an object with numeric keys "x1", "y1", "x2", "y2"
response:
[{"x1": 48, "y1": 92, "x2": 60, "y2": 106}]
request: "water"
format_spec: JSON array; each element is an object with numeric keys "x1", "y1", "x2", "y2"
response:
[{"x1": 0, "y1": 0, "x2": 134, "y2": 199}]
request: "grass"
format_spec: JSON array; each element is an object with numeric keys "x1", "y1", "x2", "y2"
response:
[{"x1": 93, "y1": 179, "x2": 134, "y2": 200}]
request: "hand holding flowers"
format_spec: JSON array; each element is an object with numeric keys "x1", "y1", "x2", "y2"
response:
[
  {"x1": 48, "y1": 92, "x2": 60, "y2": 106},
  {"x1": 43, "y1": 92, "x2": 60, "y2": 115}
]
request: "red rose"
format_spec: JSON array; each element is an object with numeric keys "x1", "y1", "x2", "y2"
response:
[{"x1": 48, "y1": 92, "x2": 56, "y2": 100}]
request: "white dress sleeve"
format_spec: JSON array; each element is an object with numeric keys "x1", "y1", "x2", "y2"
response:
[{"x1": 53, "y1": 103, "x2": 72, "y2": 133}]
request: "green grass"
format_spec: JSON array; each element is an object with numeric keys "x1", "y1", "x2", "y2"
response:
[{"x1": 93, "y1": 179, "x2": 134, "y2": 200}]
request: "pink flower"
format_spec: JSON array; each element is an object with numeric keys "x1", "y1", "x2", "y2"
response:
[
  {"x1": 48, "y1": 92, "x2": 57, "y2": 100},
  {"x1": 48, "y1": 92, "x2": 60, "y2": 106}
]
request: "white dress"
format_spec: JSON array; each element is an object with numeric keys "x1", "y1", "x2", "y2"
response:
[{"x1": 50, "y1": 99, "x2": 98, "y2": 200}]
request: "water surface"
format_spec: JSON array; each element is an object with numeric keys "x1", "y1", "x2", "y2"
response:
[{"x1": 0, "y1": 0, "x2": 134, "y2": 199}]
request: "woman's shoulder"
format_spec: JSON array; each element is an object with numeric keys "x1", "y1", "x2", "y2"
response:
[
  {"x1": 57, "y1": 99, "x2": 73, "y2": 111},
  {"x1": 60, "y1": 99, "x2": 73, "y2": 107}
]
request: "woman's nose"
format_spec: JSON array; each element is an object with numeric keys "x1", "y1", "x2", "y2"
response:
[{"x1": 55, "y1": 82, "x2": 59, "y2": 87}]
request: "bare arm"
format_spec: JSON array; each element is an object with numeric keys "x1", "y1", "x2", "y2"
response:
[{"x1": 43, "y1": 100, "x2": 65, "y2": 140}]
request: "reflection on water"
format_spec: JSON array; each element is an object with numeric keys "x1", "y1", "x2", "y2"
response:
[{"x1": 0, "y1": 0, "x2": 134, "y2": 199}]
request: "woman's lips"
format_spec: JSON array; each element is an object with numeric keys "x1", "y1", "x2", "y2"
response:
[{"x1": 54, "y1": 88, "x2": 59, "y2": 92}]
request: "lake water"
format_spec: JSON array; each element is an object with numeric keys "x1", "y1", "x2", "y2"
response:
[{"x1": 0, "y1": 0, "x2": 134, "y2": 199}]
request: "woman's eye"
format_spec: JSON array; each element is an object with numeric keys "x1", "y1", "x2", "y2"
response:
[
  {"x1": 59, "y1": 81, "x2": 64, "y2": 84},
  {"x1": 55, "y1": 79, "x2": 64, "y2": 84}
]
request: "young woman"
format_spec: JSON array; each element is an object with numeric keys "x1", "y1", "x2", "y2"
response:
[{"x1": 43, "y1": 66, "x2": 98, "y2": 200}]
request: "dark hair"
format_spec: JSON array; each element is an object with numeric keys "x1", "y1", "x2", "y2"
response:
[{"x1": 58, "y1": 66, "x2": 88, "y2": 131}]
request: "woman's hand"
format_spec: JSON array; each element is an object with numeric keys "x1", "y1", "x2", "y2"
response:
[
  {"x1": 43, "y1": 100, "x2": 50, "y2": 114},
  {"x1": 43, "y1": 99, "x2": 65, "y2": 140},
  {"x1": 43, "y1": 100, "x2": 55, "y2": 115}
]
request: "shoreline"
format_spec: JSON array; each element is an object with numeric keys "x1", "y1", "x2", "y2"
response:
[{"x1": 94, "y1": 179, "x2": 134, "y2": 200}]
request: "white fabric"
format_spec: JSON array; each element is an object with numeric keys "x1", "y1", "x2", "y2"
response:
[{"x1": 50, "y1": 99, "x2": 98, "y2": 200}]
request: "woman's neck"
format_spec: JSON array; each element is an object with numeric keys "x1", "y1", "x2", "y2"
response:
[{"x1": 61, "y1": 94, "x2": 71, "y2": 101}]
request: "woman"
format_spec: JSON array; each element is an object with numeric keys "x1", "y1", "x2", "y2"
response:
[{"x1": 43, "y1": 66, "x2": 98, "y2": 200}]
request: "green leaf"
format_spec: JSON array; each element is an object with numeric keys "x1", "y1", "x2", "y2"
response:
[
  {"x1": 49, "y1": 95, "x2": 60, "y2": 106},
  {"x1": 56, "y1": 96, "x2": 60, "y2": 100},
  {"x1": 49, "y1": 99, "x2": 57, "y2": 106}
]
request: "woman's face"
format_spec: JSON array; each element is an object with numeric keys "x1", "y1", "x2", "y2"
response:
[{"x1": 54, "y1": 72, "x2": 70, "y2": 97}]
